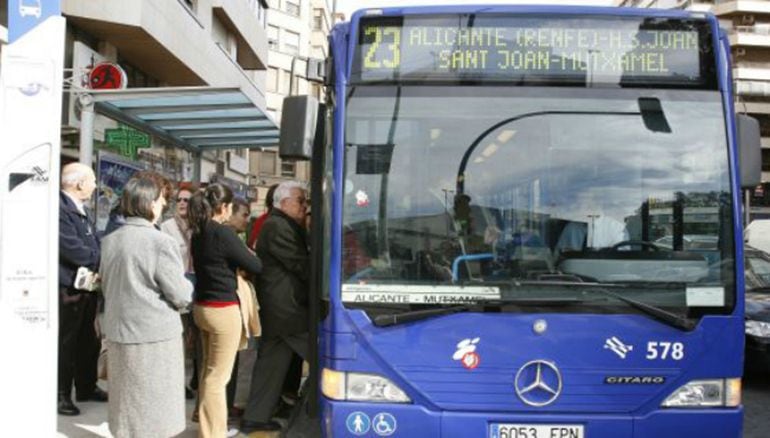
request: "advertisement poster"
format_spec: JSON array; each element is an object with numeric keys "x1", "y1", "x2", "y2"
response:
[{"x1": 96, "y1": 152, "x2": 145, "y2": 232}]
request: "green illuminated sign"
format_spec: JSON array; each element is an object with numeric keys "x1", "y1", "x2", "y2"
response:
[{"x1": 104, "y1": 124, "x2": 150, "y2": 159}]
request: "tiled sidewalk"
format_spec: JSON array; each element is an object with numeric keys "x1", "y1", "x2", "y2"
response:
[{"x1": 58, "y1": 349, "x2": 258, "y2": 438}]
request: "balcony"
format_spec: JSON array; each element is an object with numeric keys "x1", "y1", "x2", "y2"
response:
[
  {"x1": 714, "y1": 0, "x2": 770, "y2": 16},
  {"x1": 736, "y1": 79, "x2": 770, "y2": 97},
  {"x1": 211, "y1": 0, "x2": 269, "y2": 69},
  {"x1": 729, "y1": 25, "x2": 770, "y2": 47},
  {"x1": 739, "y1": 101, "x2": 770, "y2": 115},
  {"x1": 735, "y1": 61, "x2": 770, "y2": 81}
]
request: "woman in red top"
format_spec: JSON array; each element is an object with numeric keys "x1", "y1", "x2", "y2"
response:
[{"x1": 188, "y1": 184, "x2": 261, "y2": 438}]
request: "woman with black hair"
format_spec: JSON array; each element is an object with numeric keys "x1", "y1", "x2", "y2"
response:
[{"x1": 188, "y1": 183, "x2": 262, "y2": 438}]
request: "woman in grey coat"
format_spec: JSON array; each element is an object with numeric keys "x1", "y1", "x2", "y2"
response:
[{"x1": 100, "y1": 172, "x2": 193, "y2": 437}]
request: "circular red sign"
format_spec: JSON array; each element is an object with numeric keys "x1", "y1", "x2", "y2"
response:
[
  {"x1": 461, "y1": 352, "x2": 480, "y2": 370},
  {"x1": 89, "y1": 63, "x2": 127, "y2": 90}
]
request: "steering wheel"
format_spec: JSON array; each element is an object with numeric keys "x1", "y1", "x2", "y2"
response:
[{"x1": 609, "y1": 240, "x2": 661, "y2": 251}]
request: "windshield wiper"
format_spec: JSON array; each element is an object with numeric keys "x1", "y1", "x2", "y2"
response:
[
  {"x1": 373, "y1": 304, "x2": 473, "y2": 327},
  {"x1": 518, "y1": 280, "x2": 696, "y2": 331},
  {"x1": 584, "y1": 286, "x2": 695, "y2": 331},
  {"x1": 371, "y1": 280, "x2": 695, "y2": 330}
]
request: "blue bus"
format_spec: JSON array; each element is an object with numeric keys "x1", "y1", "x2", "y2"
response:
[{"x1": 279, "y1": 5, "x2": 762, "y2": 438}]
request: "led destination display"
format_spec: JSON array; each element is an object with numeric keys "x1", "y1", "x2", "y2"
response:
[{"x1": 353, "y1": 15, "x2": 715, "y2": 87}]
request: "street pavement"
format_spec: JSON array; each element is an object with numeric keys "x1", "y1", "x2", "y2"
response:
[
  {"x1": 743, "y1": 369, "x2": 770, "y2": 438},
  {"x1": 57, "y1": 348, "x2": 268, "y2": 438},
  {"x1": 58, "y1": 359, "x2": 770, "y2": 437}
]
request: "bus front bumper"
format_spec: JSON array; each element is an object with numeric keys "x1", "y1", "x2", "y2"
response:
[{"x1": 321, "y1": 400, "x2": 742, "y2": 438}]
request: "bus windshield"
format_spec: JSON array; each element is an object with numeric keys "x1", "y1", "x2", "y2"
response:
[{"x1": 342, "y1": 85, "x2": 734, "y2": 314}]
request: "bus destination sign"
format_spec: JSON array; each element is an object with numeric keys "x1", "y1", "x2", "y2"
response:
[{"x1": 353, "y1": 15, "x2": 715, "y2": 87}]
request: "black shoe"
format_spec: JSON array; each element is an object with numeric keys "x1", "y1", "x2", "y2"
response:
[
  {"x1": 229, "y1": 406, "x2": 244, "y2": 419},
  {"x1": 185, "y1": 386, "x2": 194, "y2": 400},
  {"x1": 76, "y1": 387, "x2": 108, "y2": 402},
  {"x1": 240, "y1": 420, "x2": 282, "y2": 433},
  {"x1": 272, "y1": 399, "x2": 294, "y2": 420},
  {"x1": 57, "y1": 396, "x2": 80, "y2": 416}
]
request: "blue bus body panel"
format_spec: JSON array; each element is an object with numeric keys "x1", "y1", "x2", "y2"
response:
[
  {"x1": 323, "y1": 403, "x2": 741, "y2": 437},
  {"x1": 322, "y1": 6, "x2": 745, "y2": 438},
  {"x1": 719, "y1": 24, "x2": 749, "y2": 319},
  {"x1": 320, "y1": 312, "x2": 743, "y2": 437}
]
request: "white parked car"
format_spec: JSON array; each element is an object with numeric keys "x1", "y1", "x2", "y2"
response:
[{"x1": 746, "y1": 220, "x2": 770, "y2": 254}]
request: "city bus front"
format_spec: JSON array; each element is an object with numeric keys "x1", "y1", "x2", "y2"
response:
[{"x1": 315, "y1": 7, "x2": 750, "y2": 438}]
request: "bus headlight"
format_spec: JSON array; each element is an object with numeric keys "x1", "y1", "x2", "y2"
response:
[
  {"x1": 746, "y1": 320, "x2": 770, "y2": 338},
  {"x1": 321, "y1": 368, "x2": 411, "y2": 403},
  {"x1": 661, "y1": 378, "x2": 741, "y2": 408}
]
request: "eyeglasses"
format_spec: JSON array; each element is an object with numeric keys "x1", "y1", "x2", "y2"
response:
[
  {"x1": 290, "y1": 197, "x2": 308, "y2": 205},
  {"x1": 176, "y1": 197, "x2": 190, "y2": 203}
]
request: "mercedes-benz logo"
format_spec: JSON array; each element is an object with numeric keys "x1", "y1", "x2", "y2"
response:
[{"x1": 514, "y1": 360, "x2": 562, "y2": 407}]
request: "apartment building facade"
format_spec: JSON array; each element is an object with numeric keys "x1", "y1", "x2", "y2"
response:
[
  {"x1": 63, "y1": 0, "x2": 275, "y2": 189},
  {"x1": 616, "y1": 0, "x2": 770, "y2": 216},
  {"x1": 2, "y1": 0, "x2": 276, "y2": 200},
  {"x1": 248, "y1": 0, "x2": 332, "y2": 212}
]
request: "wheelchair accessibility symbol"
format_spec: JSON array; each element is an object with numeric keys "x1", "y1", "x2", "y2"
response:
[
  {"x1": 345, "y1": 411, "x2": 370, "y2": 436},
  {"x1": 372, "y1": 412, "x2": 397, "y2": 436}
]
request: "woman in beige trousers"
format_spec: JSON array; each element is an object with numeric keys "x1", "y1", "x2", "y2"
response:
[{"x1": 188, "y1": 184, "x2": 262, "y2": 438}]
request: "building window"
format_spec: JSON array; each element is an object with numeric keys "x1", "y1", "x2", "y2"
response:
[
  {"x1": 279, "y1": 69, "x2": 291, "y2": 94},
  {"x1": 281, "y1": 160, "x2": 296, "y2": 177},
  {"x1": 183, "y1": 0, "x2": 197, "y2": 13},
  {"x1": 284, "y1": 30, "x2": 300, "y2": 55},
  {"x1": 234, "y1": 148, "x2": 247, "y2": 158},
  {"x1": 284, "y1": 0, "x2": 300, "y2": 17},
  {"x1": 267, "y1": 25, "x2": 279, "y2": 50},
  {"x1": 762, "y1": 148, "x2": 770, "y2": 172},
  {"x1": 313, "y1": 8, "x2": 323, "y2": 30},
  {"x1": 251, "y1": 0, "x2": 268, "y2": 24},
  {"x1": 259, "y1": 151, "x2": 277, "y2": 175},
  {"x1": 212, "y1": 15, "x2": 234, "y2": 55},
  {"x1": 267, "y1": 68, "x2": 279, "y2": 92},
  {"x1": 257, "y1": 3, "x2": 265, "y2": 26},
  {"x1": 119, "y1": 58, "x2": 160, "y2": 88}
]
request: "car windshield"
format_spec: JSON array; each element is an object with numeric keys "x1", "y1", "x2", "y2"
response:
[{"x1": 342, "y1": 86, "x2": 735, "y2": 314}]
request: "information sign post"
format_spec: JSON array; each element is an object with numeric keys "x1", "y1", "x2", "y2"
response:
[{"x1": 0, "y1": 1, "x2": 64, "y2": 435}]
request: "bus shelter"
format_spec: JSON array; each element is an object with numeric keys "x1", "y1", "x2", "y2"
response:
[{"x1": 76, "y1": 86, "x2": 280, "y2": 181}]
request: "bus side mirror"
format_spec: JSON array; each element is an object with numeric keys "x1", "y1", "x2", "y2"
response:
[
  {"x1": 738, "y1": 114, "x2": 761, "y2": 189},
  {"x1": 279, "y1": 95, "x2": 320, "y2": 161}
]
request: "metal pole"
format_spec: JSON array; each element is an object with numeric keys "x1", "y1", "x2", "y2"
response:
[
  {"x1": 192, "y1": 151, "x2": 202, "y2": 183},
  {"x1": 745, "y1": 190, "x2": 752, "y2": 227},
  {"x1": 78, "y1": 93, "x2": 95, "y2": 165},
  {"x1": 289, "y1": 56, "x2": 297, "y2": 96}
]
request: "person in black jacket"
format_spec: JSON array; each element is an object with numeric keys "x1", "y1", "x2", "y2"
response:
[
  {"x1": 189, "y1": 184, "x2": 262, "y2": 438},
  {"x1": 241, "y1": 181, "x2": 309, "y2": 433},
  {"x1": 58, "y1": 162, "x2": 106, "y2": 416}
]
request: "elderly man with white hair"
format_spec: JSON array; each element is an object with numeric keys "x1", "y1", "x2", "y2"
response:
[
  {"x1": 57, "y1": 162, "x2": 107, "y2": 416},
  {"x1": 241, "y1": 181, "x2": 310, "y2": 433}
]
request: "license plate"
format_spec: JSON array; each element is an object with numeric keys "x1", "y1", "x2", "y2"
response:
[{"x1": 490, "y1": 423, "x2": 584, "y2": 438}]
